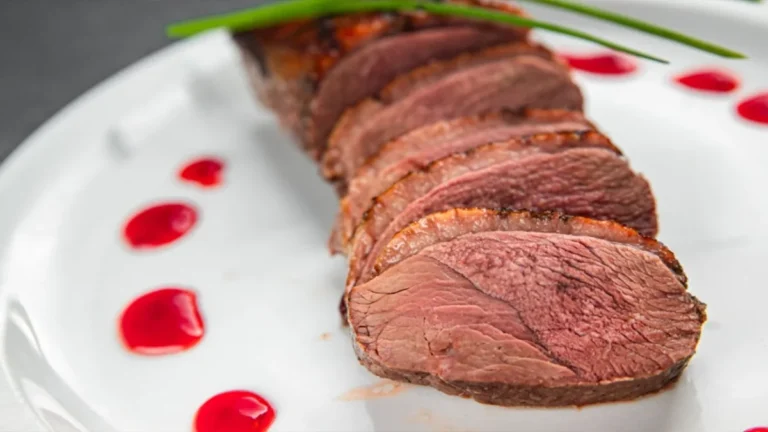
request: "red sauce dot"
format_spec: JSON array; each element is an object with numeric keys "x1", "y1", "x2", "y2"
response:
[
  {"x1": 119, "y1": 288, "x2": 204, "y2": 355},
  {"x1": 560, "y1": 52, "x2": 638, "y2": 75},
  {"x1": 180, "y1": 157, "x2": 225, "y2": 188},
  {"x1": 674, "y1": 68, "x2": 740, "y2": 93},
  {"x1": 745, "y1": 428, "x2": 768, "y2": 432},
  {"x1": 195, "y1": 390, "x2": 276, "y2": 432},
  {"x1": 123, "y1": 203, "x2": 198, "y2": 249},
  {"x1": 737, "y1": 93, "x2": 768, "y2": 125}
]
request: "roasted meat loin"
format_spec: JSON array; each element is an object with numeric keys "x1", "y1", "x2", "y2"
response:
[{"x1": 232, "y1": 0, "x2": 704, "y2": 408}]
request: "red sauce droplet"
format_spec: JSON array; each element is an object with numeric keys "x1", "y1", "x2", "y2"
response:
[
  {"x1": 195, "y1": 390, "x2": 276, "y2": 432},
  {"x1": 745, "y1": 428, "x2": 768, "y2": 432},
  {"x1": 119, "y1": 288, "x2": 204, "y2": 355},
  {"x1": 123, "y1": 203, "x2": 198, "y2": 249},
  {"x1": 560, "y1": 52, "x2": 638, "y2": 75},
  {"x1": 674, "y1": 69, "x2": 739, "y2": 93},
  {"x1": 737, "y1": 93, "x2": 768, "y2": 125},
  {"x1": 180, "y1": 157, "x2": 225, "y2": 188}
]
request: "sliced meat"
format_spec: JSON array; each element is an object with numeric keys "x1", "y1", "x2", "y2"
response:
[
  {"x1": 373, "y1": 208, "x2": 683, "y2": 282},
  {"x1": 376, "y1": 41, "x2": 555, "y2": 104},
  {"x1": 329, "y1": 109, "x2": 594, "y2": 254},
  {"x1": 234, "y1": 0, "x2": 528, "y2": 160},
  {"x1": 323, "y1": 54, "x2": 583, "y2": 184},
  {"x1": 348, "y1": 209, "x2": 705, "y2": 407},
  {"x1": 345, "y1": 131, "x2": 658, "y2": 290}
]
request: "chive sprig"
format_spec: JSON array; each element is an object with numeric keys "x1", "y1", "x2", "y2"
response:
[{"x1": 166, "y1": 0, "x2": 747, "y2": 63}]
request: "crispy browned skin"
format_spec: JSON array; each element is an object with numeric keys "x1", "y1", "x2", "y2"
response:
[
  {"x1": 320, "y1": 42, "x2": 565, "y2": 185},
  {"x1": 233, "y1": 0, "x2": 528, "y2": 159},
  {"x1": 358, "y1": 354, "x2": 695, "y2": 407},
  {"x1": 330, "y1": 109, "x2": 596, "y2": 253},
  {"x1": 345, "y1": 130, "x2": 630, "y2": 289},
  {"x1": 241, "y1": 0, "x2": 527, "y2": 82},
  {"x1": 371, "y1": 208, "x2": 686, "y2": 285}
]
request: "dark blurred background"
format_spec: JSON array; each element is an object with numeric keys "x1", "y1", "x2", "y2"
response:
[{"x1": 0, "y1": 0, "x2": 264, "y2": 162}]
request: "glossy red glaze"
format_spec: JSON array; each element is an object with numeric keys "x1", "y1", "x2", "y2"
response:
[
  {"x1": 674, "y1": 69, "x2": 739, "y2": 93},
  {"x1": 195, "y1": 390, "x2": 276, "y2": 432},
  {"x1": 123, "y1": 203, "x2": 198, "y2": 249},
  {"x1": 180, "y1": 157, "x2": 225, "y2": 188},
  {"x1": 560, "y1": 52, "x2": 638, "y2": 75},
  {"x1": 737, "y1": 93, "x2": 768, "y2": 125},
  {"x1": 119, "y1": 288, "x2": 204, "y2": 355}
]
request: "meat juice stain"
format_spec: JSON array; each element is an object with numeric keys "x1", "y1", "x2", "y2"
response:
[
  {"x1": 119, "y1": 287, "x2": 205, "y2": 355},
  {"x1": 560, "y1": 52, "x2": 638, "y2": 76},
  {"x1": 674, "y1": 68, "x2": 739, "y2": 93},
  {"x1": 195, "y1": 390, "x2": 276, "y2": 432},
  {"x1": 737, "y1": 93, "x2": 768, "y2": 125},
  {"x1": 123, "y1": 203, "x2": 198, "y2": 249},
  {"x1": 338, "y1": 379, "x2": 408, "y2": 401},
  {"x1": 180, "y1": 157, "x2": 225, "y2": 188}
]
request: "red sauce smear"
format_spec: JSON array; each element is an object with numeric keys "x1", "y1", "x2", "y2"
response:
[
  {"x1": 745, "y1": 428, "x2": 768, "y2": 432},
  {"x1": 123, "y1": 202, "x2": 198, "y2": 249},
  {"x1": 674, "y1": 69, "x2": 739, "y2": 93},
  {"x1": 737, "y1": 93, "x2": 768, "y2": 125},
  {"x1": 560, "y1": 52, "x2": 637, "y2": 75},
  {"x1": 180, "y1": 157, "x2": 225, "y2": 188},
  {"x1": 195, "y1": 390, "x2": 276, "y2": 432},
  {"x1": 119, "y1": 287, "x2": 204, "y2": 355}
]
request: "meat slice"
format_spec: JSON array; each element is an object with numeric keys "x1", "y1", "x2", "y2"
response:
[
  {"x1": 345, "y1": 131, "x2": 658, "y2": 291},
  {"x1": 373, "y1": 208, "x2": 683, "y2": 282},
  {"x1": 347, "y1": 209, "x2": 705, "y2": 407},
  {"x1": 234, "y1": 0, "x2": 528, "y2": 160},
  {"x1": 323, "y1": 54, "x2": 583, "y2": 184},
  {"x1": 329, "y1": 109, "x2": 594, "y2": 254}
]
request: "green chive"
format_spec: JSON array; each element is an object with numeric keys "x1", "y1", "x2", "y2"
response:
[
  {"x1": 516, "y1": 0, "x2": 744, "y2": 58},
  {"x1": 165, "y1": 0, "x2": 747, "y2": 63},
  {"x1": 166, "y1": 0, "x2": 667, "y2": 63}
]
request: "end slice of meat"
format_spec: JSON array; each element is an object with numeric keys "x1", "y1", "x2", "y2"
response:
[
  {"x1": 348, "y1": 209, "x2": 705, "y2": 407},
  {"x1": 329, "y1": 109, "x2": 594, "y2": 254},
  {"x1": 323, "y1": 54, "x2": 583, "y2": 184},
  {"x1": 345, "y1": 131, "x2": 658, "y2": 291},
  {"x1": 234, "y1": 0, "x2": 528, "y2": 160}
]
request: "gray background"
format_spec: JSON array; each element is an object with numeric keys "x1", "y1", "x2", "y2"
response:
[{"x1": 0, "y1": 0, "x2": 262, "y2": 163}]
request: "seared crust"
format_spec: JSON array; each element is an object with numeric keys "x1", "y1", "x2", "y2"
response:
[
  {"x1": 356, "y1": 348, "x2": 694, "y2": 407},
  {"x1": 234, "y1": 0, "x2": 528, "y2": 159},
  {"x1": 322, "y1": 45, "x2": 570, "y2": 183},
  {"x1": 330, "y1": 109, "x2": 595, "y2": 254},
  {"x1": 238, "y1": 0, "x2": 526, "y2": 82},
  {"x1": 372, "y1": 208, "x2": 687, "y2": 286},
  {"x1": 346, "y1": 130, "x2": 628, "y2": 289}
]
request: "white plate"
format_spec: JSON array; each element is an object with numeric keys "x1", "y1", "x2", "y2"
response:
[{"x1": 1, "y1": 0, "x2": 768, "y2": 431}]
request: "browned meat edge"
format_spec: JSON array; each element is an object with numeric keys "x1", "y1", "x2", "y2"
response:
[
  {"x1": 322, "y1": 50, "x2": 579, "y2": 185},
  {"x1": 346, "y1": 130, "x2": 627, "y2": 288},
  {"x1": 233, "y1": 0, "x2": 528, "y2": 159},
  {"x1": 329, "y1": 108, "x2": 595, "y2": 254},
  {"x1": 373, "y1": 208, "x2": 686, "y2": 286}
]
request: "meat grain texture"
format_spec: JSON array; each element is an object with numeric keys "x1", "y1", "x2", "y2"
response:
[
  {"x1": 234, "y1": 0, "x2": 705, "y2": 408},
  {"x1": 348, "y1": 209, "x2": 705, "y2": 406}
]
